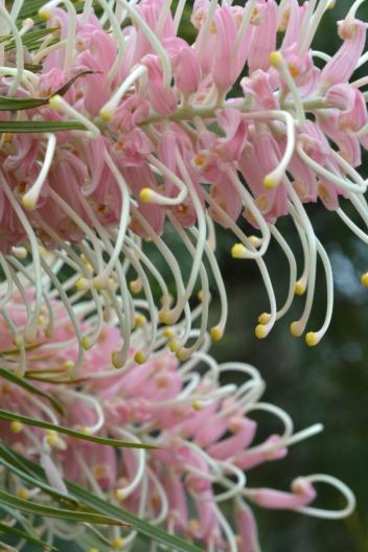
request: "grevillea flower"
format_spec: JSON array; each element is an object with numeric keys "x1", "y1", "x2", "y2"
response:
[
  {"x1": 1, "y1": 0, "x2": 368, "y2": 364},
  {"x1": 0, "y1": 295, "x2": 355, "y2": 551}
]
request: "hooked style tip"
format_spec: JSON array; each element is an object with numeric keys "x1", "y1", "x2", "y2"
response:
[
  {"x1": 159, "y1": 310, "x2": 176, "y2": 325},
  {"x1": 133, "y1": 314, "x2": 146, "y2": 329},
  {"x1": 269, "y1": 50, "x2": 284, "y2": 69},
  {"x1": 294, "y1": 281, "x2": 306, "y2": 296},
  {"x1": 134, "y1": 351, "x2": 146, "y2": 365},
  {"x1": 168, "y1": 339, "x2": 179, "y2": 353},
  {"x1": 21, "y1": 193, "x2": 37, "y2": 211},
  {"x1": 231, "y1": 243, "x2": 247, "y2": 259},
  {"x1": 258, "y1": 312, "x2": 271, "y2": 325},
  {"x1": 129, "y1": 279, "x2": 143, "y2": 295},
  {"x1": 290, "y1": 321, "x2": 303, "y2": 337},
  {"x1": 263, "y1": 174, "x2": 280, "y2": 189},
  {"x1": 99, "y1": 107, "x2": 113, "y2": 123},
  {"x1": 48, "y1": 94, "x2": 63, "y2": 111},
  {"x1": 255, "y1": 324, "x2": 268, "y2": 339},
  {"x1": 139, "y1": 188, "x2": 154, "y2": 203},
  {"x1": 305, "y1": 332, "x2": 319, "y2": 347},
  {"x1": 210, "y1": 326, "x2": 223, "y2": 342}
]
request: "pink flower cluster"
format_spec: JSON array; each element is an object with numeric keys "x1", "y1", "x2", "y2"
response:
[
  {"x1": 0, "y1": 2, "x2": 363, "y2": 550},
  {"x1": 1, "y1": 0, "x2": 368, "y2": 359},
  {"x1": 0, "y1": 294, "x2": 354, "y2": 551}
]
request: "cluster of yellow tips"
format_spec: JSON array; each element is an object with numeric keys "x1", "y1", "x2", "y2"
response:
[
  {"x1": 289, "y1": 322, "x2": 320, "y2": 347},
  {"x1": 254, "y1": 313, "x2": 271, "y2": 340},
  {"x1": 263, "y1": 173, "x2": 281, "y2": 190}
]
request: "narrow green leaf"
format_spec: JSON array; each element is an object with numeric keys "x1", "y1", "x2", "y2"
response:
[
  {"x1": 0, "y1": 489, "x2": 126, "y2": 527},
  {"x1": 0, "y1": 409, "x2": 154, "y2": 449},
  {"x1": 0, "y1": 521, "x2": 57, "y2": 551},
  {"x1": 0, "y1": 368, "x2": 64, "y2": 415},
  {"x1": 0, "y1": 120, "x2": 86, "y2": 133},
  {"x1": 0, "y1": 446, "x2": 202, "y2": 552},
  {"x1": 0, "y1": 96, "x2": 48, "y2": 111}
]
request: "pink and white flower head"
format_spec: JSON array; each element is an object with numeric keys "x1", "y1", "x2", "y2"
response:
[
  {"x1": 1, "y1": 0, "x2": 368, "y2": 362},
  {"x1": 0, "y1": 296, "x2": 355, "y2": 551}
]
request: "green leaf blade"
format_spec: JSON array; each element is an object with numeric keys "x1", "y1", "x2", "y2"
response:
[
  {"x1": 0, "y1": 120, "x2": 86, "y2": 133},
  {"x1": 0, "y1": 409, "x2": 154, "y2": 449}
]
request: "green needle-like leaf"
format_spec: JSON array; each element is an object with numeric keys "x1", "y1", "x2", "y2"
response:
[
  {"x1": 0, "y1": 409, "x2": 154, "y2": 449},
  {"x1": 0, "y1": 489, "x2": 126, "y2": 527},
  {"x1": 0, "y1": 96, "x2": 48, "y2": 111},
  {"x1": 0, "y1": 368, "x2": 64, "y2": 415},
  {"x1": 0, "y1": 120, "x2": 86, "y2": 133}
]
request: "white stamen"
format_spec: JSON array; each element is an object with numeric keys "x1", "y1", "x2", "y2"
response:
[
  {"x1": 22, "y1": 134, "x2": 56, "y2": 211},
  {"x1": 100, "y1": 64, "x2": 147, "y2": 122},
  {"x1": 296, "y1": 474, "x2": 356, "y2": 520}
]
